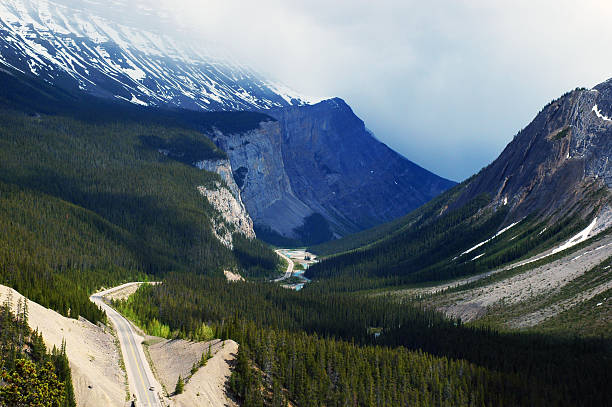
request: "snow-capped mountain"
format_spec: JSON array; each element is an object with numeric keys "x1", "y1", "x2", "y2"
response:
[{"x1": 0, "y1": 0, "x2": 313, "y2": 110}]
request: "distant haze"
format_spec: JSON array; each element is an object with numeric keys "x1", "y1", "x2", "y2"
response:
[{"x1": 64, "y1": 0, "x2": 612, "y2": 181}]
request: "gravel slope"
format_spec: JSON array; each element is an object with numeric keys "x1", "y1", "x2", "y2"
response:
[
  {"x1": 0, "y1": 285, "x2": 126, "y2": 407},
  {"x1": 147, "y1": 338, "x2": 238, "y2": 407}
]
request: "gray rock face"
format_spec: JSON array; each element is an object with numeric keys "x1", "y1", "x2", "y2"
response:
[
  {"x1": 197, "y1": 182, "x2": 255, "y2": 249},
  {"x1": 195, "y1": 159, "x2": 242, "y2": 199},
  {"x1": 268, "y1": 98, "x2": 455, "y2": 235},
  {"x1": 195, "y1": 159, "x2": 255, "y2": 248},
  {"x1": 211, "y1": 98, "x2": 455, "y2": 242},
  {"x1": 455, "y1": 80, "x2": 612, "y2": 222},
  {"x1": 210, "y1": 122, "x2": 313, "y2": 239}
]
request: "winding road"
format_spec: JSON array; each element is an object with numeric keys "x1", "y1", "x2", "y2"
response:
[
  {"x1": 90, "y1": 283, "x2": 163, "y2": 407},
  {"x1": 273, "y1": 249, "x2": 294, "y2": 281}
]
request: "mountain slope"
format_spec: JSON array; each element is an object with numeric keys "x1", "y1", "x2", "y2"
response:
[
  {"x1": 454, "y1": 85, "x2": 612, "y2": 220},
  {"x1": 0, "y1": 0, "x2": 313, "y2": 111},
  {"x1": 270, "y1": 99, "x2": 455, "y2": 234},
  {"x1": 211, "y1": 98, "x2": 455, "y2": 244},
  {"x1": 308, "y1": 81, "x2": 612, "y2": 287}
]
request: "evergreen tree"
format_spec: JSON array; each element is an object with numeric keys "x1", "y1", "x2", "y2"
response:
[{"x1": 175, "y1": 375, "x2": 184, "y2": 395}]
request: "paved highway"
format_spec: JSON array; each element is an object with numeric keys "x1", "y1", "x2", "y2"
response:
[
  {"x1": 273, "y1": 249, "x2": 294, "y2": 281},
  {"x1": 90, "y1": 283, "x2": 163, "y2": 407}
]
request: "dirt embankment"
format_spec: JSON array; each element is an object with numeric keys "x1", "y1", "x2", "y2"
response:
[
  {"x1": 146, "y1": 338, "x2": 238, "y2": 407},
  {"x1": 0, "y1": 285, "x2": 126, "y2": 407},
  {"x1": 101, "y1": 283, "x2": 142, "y2": 302},
  {"x1": 224, "y1": 270, "x2": 245, "y2": 282}
]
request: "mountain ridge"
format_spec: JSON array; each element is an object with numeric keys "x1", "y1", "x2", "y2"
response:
[
  {"x1": 0, "y1": 0, "x2": 316, "y2": 111},
  {"x1": 0, "y1": 0, "x2": 456, "y2": 245},
  {"x1": 211, "y1": 96, "x2": 455, "y2": 243},
  {"x1": 453, "y1": 85, "x2": 612, "y2": 224}
]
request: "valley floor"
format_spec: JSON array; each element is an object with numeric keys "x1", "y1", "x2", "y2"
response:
[{"x1": 274, "y1": 248, "x2": 316, "y2": 290}]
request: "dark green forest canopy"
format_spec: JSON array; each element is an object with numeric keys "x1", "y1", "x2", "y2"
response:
[
  {"x1": 0, "y1": 71, "x2": 281, "y2": 323},
  {"x1": 0, "y1": 297, "x2": 75, "y2": 407},
  {"x1": 119, "y1": 275, "x2": 612, "y2": 406}
]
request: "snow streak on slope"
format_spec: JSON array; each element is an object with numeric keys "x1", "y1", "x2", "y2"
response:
[
  {"x1": 552, "y1": 218, "x2": 598, "y2": 254},
  {"x1": 460, "y1": 221, "x2": 521, "y2": 256},
  {"x1": 0, "y1": 0, "x2": 315, "y2": 110}
]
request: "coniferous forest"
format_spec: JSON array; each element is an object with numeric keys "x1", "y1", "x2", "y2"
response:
[
  {"x1": 306, "y1": 185, "x2": 604, "y2": 289},
  {"x1": 0, "y1": 70, "x2": 279, "y2": 323},
  {"x1": 116, "y1": 274, "x2": 611, "y2": 407}
]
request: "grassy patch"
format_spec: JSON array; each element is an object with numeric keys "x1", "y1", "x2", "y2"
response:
[
  {"x1": 536, "y1": 288, "x2": 612, "y2": 338},
  {"x1": 552, "y1": 126, "x2": 571, "y2": 141}
]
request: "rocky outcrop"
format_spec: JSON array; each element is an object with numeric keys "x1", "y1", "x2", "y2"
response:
[
  {"x1": 197, "y1": 182, "x2": 255, "y2": 249},
  {"x1": 195, "y1": 159, "x2": 242, "y2": 199},
  {"x1": 454, "y1": 81, "x2": 612, "y2": 224},
  {"x1": 211, "y1": 99, "x2": 455, "y2": 243},
  {"x1": 195, "y1": 159, "x2": 256, "y2": 248}
]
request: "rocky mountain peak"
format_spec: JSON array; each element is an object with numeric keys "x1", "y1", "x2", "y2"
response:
[
  {"x1": 212, "y1": 98, "x2": 456, "y2": 244},
  {"x1": 593, "y1": 77, "x2": 612, "y2": 93},
  {"x1": 455, "y1": 79, "x2": 612, "y2": 225}
]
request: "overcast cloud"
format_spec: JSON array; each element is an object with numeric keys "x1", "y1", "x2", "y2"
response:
[{"x1": 118, "y1": 0, "x2": 612, "y2": 181}]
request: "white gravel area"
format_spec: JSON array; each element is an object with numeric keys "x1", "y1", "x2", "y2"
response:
[{"x1": 0, "y1": 285, "x2": 126, "y2": 407}]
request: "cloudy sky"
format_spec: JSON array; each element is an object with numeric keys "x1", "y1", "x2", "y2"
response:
[{"x1": 117, "y1": 0, "x2": 612, "y2": 180}]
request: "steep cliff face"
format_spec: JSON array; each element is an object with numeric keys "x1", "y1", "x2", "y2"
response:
[
  {"x1": 269, "y1": 98, "x2": 455, "y2": 235},
  {"x1": 197, "y1": 182, "x2": 255, "y2": 249},
  {"x1": 196, "y1": 159, "x2": 243, "y2": 200},
  {"x1": 195, "y1": 159, "x2": 255, "y2": 248},
  {"x1": 455, "y1": 82, "x2": 612, "y2": 223},
  {"x1": 211, "y1": 99, "x2": 455, "y2": 243},
  {"x1": 209, "y1": 121, "x2": 314, "y2": 240}
]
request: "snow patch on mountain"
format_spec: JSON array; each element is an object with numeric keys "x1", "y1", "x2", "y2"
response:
[
  {"x1": 461, "y1": 221, "x2": 521, "y2": 256},
  {"x1": 592, "y1": 105, "x2": 612, "y2": 122},
  {"x1": 0, "y1": 0, "x2": 317, "y2": 111},
  {"x1": 552, "y1": 218, "x2": 598, "y2": 254}
]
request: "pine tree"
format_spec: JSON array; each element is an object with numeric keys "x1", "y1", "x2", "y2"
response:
[
  {"x1": 175, "y1": 375, "x2": 184, "y2": 395},
  {"x1": 0, "y1": 359, "x2": 65, "y2": 407}
]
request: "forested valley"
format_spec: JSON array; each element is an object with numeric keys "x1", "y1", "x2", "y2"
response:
[
  {"x1": 1, "y1": 70, "x2": 611, "y2": 407},
  {"x1": 116, "y1": 275, "x2": 611, "y2": 406},
  {"x1": 306, "y1": 181, "x2": 606, "y2": 291}
]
